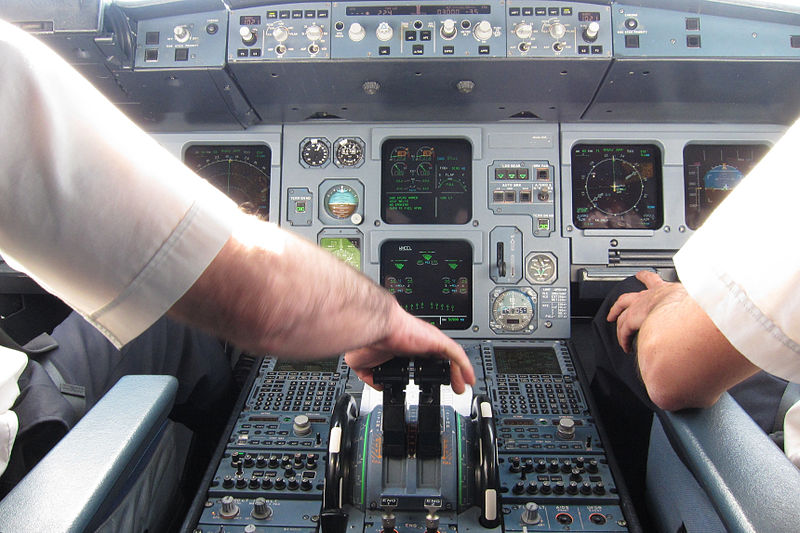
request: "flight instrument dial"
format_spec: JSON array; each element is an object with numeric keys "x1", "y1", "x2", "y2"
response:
[
  {"x1": 300, "y1": 137, "x2": 331, "y2": 168},
  {"x1": 525, "y1": 252, "x2": 557, "y2": 285},
  {"x1": 333, "y1": 137, "x2": 365, "y2": 168},
  {"x1": 490, "y1": 288, "x2": 537, "y2": 333}
]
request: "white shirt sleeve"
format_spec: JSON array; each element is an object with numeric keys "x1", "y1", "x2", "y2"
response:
[
  {"x1": 0, "y1": 20, "x2": 240, "y2": 347},
  {"x1": 674, "y1": 117, "x2": 800, "y2": 383}
]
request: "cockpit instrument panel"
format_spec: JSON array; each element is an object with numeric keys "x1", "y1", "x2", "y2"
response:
[
  {"x1": 184, "y1": 144, "x2": 271, "y2": 220},
  {"x1": 571, "y1": 143, "x2": 663, "y2": 230},
  {"x1": 683, "y1": 143, "x2": 769, "y2": 229},
  {"x1": 381, "y1": 138, "x2": 472, "y2": 224},
  {"x1": 381, "y1": 239, "x2": 472, "y2": 330}
]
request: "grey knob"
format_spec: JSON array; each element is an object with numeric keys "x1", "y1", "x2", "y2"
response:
[
  {"x1": 220, "y1": 495, "x2": 239, "y2": 518},
  {"x1": 549, "y1": 22, "x2": 566, "y2": 39},
  {"x1": 557, "y1": 417, "x2": 576, "y2": 440},
  {"x1": 252, "y1": 497, "x2": 273, "y2": 520},
  {"x1": 376, "y1": 22, "x2": 393, "y2": 41},
  {"x1": 583, "y1": 21, "x2": 600, "y2": 42},
  {"x1": 306, "y1": 24, "x2": 323, "y2": 41},
  {"x1": 441, "y1": 19, "x2": 457, "y2": 40},
  {"x1": 273, "y1": 26, "x2": 289, "y2": 42},
  {"x1": 514, "y1": 22, "x2": 533, "y2": 40},
  {"x1": 522, "y1": 501, "x2": 541, "y2": 524},
  {"x1": 348, "y1": 22, "x2": 366, "y2": 41},
  {"x1": 173, "y1": 25, "x2": 191, "y2": 43},
  {"x1": 239, "y1": 26, "x2": 257, "y2": 45},
  {"x1": 473, "y1": 20, "x2": 493, "y2": 41},
  {"x1": 293, "y1": 414, "x2": 312, "y2": 436}
]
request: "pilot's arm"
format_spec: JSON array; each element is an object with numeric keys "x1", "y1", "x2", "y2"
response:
[
  {"x1": 607, "y1": 115, "x2": 800, "y2": 411},
  {"x1": 0, "y1": 19, "x2": 474, "y2": 390}
]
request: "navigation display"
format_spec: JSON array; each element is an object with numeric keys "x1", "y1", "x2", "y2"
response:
[
  {"x1": 381, "y1": 139, "x2": 472, "y2": 224},
  {"x1": 380, "y1": 240, "x2": 472, "y2": 330},
  {"x1": 571, "y1": 144, "x2": 663, "y2": 230},
  {"x1": 494, "y1": 347, "x2": 561, "y2": 375},
  {"x1": 683, "y1": 143, "x2": 769, "y2": 229},
  {"x1": 184, "y1": 144, "x2": 271, "y2": 220}
]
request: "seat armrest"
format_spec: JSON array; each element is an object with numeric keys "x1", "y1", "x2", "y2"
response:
[
  {"x1": 659, "y1": 392, "x2": 800, "y2": 533},
  {"x1": 0, "y1": 374, "x2": 177, "y2": 532}
]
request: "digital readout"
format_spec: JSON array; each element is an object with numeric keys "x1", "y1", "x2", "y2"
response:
[
  {"x1": 346, "y1": 4, "x2": 490, "y2": 16},
  {"x1": 381, "y1": 239, "x2": 472, "y2": 330},
  {"x1": 493, "y1": 347, "x2": 561, "y2": 375},
  {"x1": 382, "y1": 138, "x2": 472, "y2": 224},
  {"x1": 578, "y1": 12, "x2": 600, "y2": 22},
  {"x1": 273, "y1": 358, "x2": 339, "y2": 373},
  {"x1": 239, "y1": 15, "x2": 261, "y2": 25}
]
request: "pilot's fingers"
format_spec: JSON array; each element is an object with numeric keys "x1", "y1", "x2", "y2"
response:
[
  {"x1": 636, "y1": 270, "x2": 664, "y2": 289},
  {"x1": 616, "y1": 309, "x2": 636, "y2": 353},
  {"x1": 607, "y1": 291, "x2": 638, "y2": 322}
]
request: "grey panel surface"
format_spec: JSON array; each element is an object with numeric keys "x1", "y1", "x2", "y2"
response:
[
  {"x1": 281, "y1": 122, "x2": 571, "y2": 339},
  {"x1": 134, "y1": 10, "x2": 228, "y2": 68},
  {"x1": 0, "y1": 375, "x2": 178, "y2": 532},
  {"x1": 613, "y1": 4, "x2": 800, "y2": 58},
  {"x1": 659, "y1": 393, "x2": 800, "y2": 533}
]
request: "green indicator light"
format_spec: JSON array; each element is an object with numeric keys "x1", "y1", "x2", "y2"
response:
[
  {"x1": 423, "y1": 254, "x2": 433, "y2": 261},
  {"x1": 519, "y1": 170, "x2": 529, "y2": 179},
  {"x1": 448, "y1": 263, "x2": 458, "y2": 270},
  {"x1": 395, "y1": 263, "x2": 405, "y2": 270},
  {"x1": 296, "y1": 203, "x2": 306, "y2": 213}
]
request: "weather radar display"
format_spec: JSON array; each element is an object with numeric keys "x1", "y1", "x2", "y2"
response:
[{"x1": 571, "y1": 144, "x2": 663, "y2": 230}]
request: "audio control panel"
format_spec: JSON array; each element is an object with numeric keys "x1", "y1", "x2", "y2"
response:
[{"x1": 227, "y1": 1, "x2": 613, "y2": 60}]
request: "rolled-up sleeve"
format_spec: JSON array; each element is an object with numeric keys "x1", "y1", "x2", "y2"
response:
[{"x1": 0, "y1": 20, "x2": 240, "y2": 347}]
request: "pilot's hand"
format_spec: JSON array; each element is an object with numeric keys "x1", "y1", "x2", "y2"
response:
[
  {"x1": 606, "y1": 270, "x2": 687, "y2": 353},
  {"x1": 345, "y1": 302, "x2": 475, "y2": 394}
]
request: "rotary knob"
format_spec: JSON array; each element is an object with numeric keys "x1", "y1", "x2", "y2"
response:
[
  {"x1": 514, "y1": 22, "x2": 533, "y2": 40},
  {"x1": 239, "y1": 26, "x2": 257, "y2": 46},
  {"x1": 173, "y1": 25, "x2": 191, "y2": 43},
  {"x1": 549, "y1": 22, "x2": 566, "y2": 40},
  {"x1": 441, "y1": 19, "x2": 457, "y2": 40},
  {"x1": 522, "y1": 502, "x2": 541, "y2": 525},
  {"x1": 293, "y1": 414, "x2": 312, "y2": 436},
  {"x1": 306, "y1": 24, "x2": 323, "y2": 41},
  {"x1": 473, "y1": 20, "x2": 493, "y2": 41},
  {"x1": 348, "y1": 22, "x2": 366, "y2": 42},
  {"x1": 583, "y1": 21, "x2": 600, "y2": 42},
  {"x1": 557, "y1": 417, "x2": 576, "y2": 440},
  {"x1": 273, "y1": 26, "x2": 289, "y2": 42},
  {"x1": 252, "y1": 497, "x2": 273, "y2": 520},
  {"x1": 376, "y1": 22, "x2": 393, "y2": 41},
  {"x1": 220, "y1": 495, "x2": 239, "y2": 518}
]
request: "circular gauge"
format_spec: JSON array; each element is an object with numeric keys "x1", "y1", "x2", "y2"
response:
[
  {"x1": 391, "y1": 161, "x2": 408, "y2": 177},
  {"x1": 334, "y1": 138, "x2": 365, "y2": 167},
  {"x1": 584, "y1": 156, "x2": 644, "y2": 216},
  {"x1": 416, "y1": 162, "x2": 433, "y2": 177},
  {"x1": 390, "y1": 146, "x2": 410, "y2": 160},
  {"x1": 415, "y1": 145, "x2": 435, "y2": 161},
  {"x1": 491, "y1": 288, "x2": 537, "y2": 333},
  {"x1": 324, "y1": 184, "x2": 359, "y2": 219},
  {"x1": 300, "y1": 138, "x2": 330, "y2": 167},
  {"x1": 184, "y1": 144, "x2": 270, "y2": 220},
  {"x1": 525, "y1": 253, "x2": 557, "y2": 284}
]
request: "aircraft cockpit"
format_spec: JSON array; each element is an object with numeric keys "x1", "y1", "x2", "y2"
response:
[{"x1": 1, "y1": 0, "x2": 800, "y2": 531}]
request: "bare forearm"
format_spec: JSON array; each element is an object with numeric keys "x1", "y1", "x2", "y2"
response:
[
  {"x1": 170, "y1": 218, "x2": 396, "y2": 357},
  {"x1": 636, "y1": 293, "x2": 759, "y2": 411}
]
